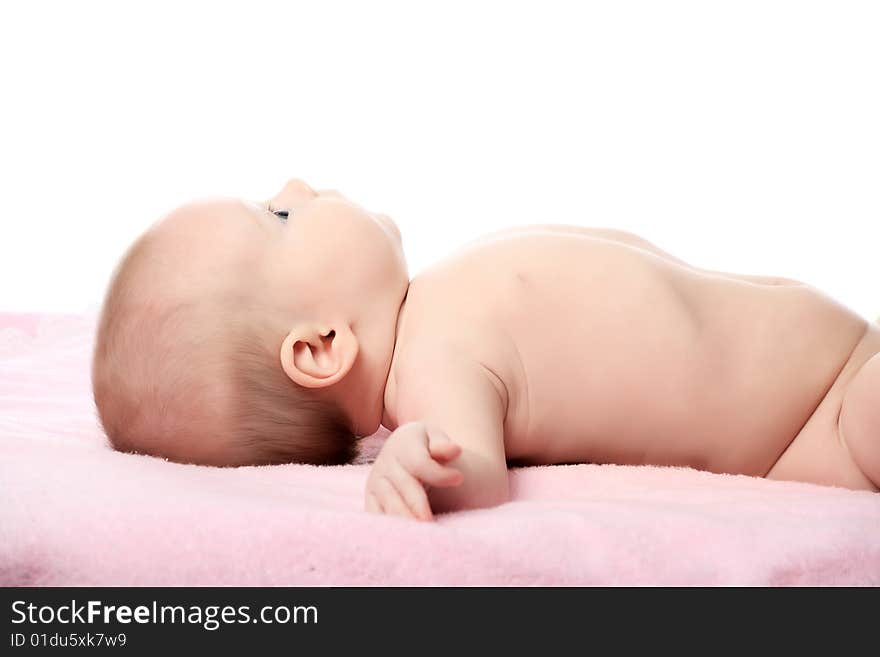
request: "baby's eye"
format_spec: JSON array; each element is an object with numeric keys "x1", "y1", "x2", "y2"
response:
[{"x1": 268, "y1": 207, "x2": 289, "y2": 223}]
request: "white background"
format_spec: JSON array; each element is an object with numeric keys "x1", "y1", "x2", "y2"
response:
[{"x1": 1, "y1": 1, "x2": 878, "y2": 318}]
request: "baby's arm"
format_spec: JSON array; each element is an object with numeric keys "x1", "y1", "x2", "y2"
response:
[{"x1": 365, "y1": 353, "x2": 509, "y2": 519}]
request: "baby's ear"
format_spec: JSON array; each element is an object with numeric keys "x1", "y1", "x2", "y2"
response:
[{"x1": 279, "y1": 323, "x2": 358, "y2": 388}]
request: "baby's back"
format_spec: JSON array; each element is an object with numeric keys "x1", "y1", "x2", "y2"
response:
[{"x1": 397, "y1": 226, "x2": 867, "y2": 476}]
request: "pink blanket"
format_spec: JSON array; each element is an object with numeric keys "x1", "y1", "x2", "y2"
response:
[{"x1": 1, "y1": 313, "x2": 878, "y2": 586}]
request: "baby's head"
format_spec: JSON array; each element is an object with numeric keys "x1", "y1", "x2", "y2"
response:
[{"x1": 92, "y1": 179, "x2": 409, "y2": 467}]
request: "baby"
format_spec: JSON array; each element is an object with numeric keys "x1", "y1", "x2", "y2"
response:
[{"x1": 92, "y1": 178, "x2": 880, "y2": 520}]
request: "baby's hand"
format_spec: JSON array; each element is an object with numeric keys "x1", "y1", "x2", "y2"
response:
[{"x1": 365, "y1": 421, "x2": 464, "y2": 521}]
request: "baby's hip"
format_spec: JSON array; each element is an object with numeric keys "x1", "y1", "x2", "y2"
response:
[
  {"x1": 765, "y1": 319, "x2": 879, "y2": 490},
  {"x1": 809, "y1": 319, "x2": 880, "y2": 417}
]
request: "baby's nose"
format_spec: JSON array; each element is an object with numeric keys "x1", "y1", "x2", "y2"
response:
[
  {"x1": 269, "y1": 178, "x2": 318, "y2": 209},
  {"x1": 281, "y1": 178, "x2": 316, "y2": 196}
]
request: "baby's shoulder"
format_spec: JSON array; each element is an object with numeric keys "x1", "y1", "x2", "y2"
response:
[
  {"x1": 390, "y1": 335, "x2": 507, "y2": 424},
  {"x1": 391, "y1": 278, "x2": 514, "y2": 411},
  {"x1": 398, "y1": 270, "x2": 502, "y2": 363}
]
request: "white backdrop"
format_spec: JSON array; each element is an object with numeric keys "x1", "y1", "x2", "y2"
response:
[{"x1": 1, "y1": 1, "x2": 877, "y2": 317}]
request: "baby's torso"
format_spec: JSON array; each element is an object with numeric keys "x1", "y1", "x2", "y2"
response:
[{"x1": 389, "y1": 226, "x2": 868, "y2": 476}]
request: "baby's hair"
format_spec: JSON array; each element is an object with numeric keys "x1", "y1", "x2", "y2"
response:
[
  {"x1": 231, "y1": 323, "x2": 357, "y2": 465},
  {"x1": 92, "y1": 232, "x2": 357, "y2": 467}
]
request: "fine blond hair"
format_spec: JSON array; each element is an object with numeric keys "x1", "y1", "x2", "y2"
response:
[{"x1": 92, "y1": 233, "x2": 356, "y2": 467}]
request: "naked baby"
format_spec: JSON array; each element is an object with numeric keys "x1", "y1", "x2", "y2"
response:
[{"x1": 92, "y1": 178, "x2": 880, "y2": 520}]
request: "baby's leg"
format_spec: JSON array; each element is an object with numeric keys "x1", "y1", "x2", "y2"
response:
[{"x1": 838, "y1": 351, "x2": 880, "y2": 489}]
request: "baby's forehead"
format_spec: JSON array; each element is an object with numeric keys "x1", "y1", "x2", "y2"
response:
[
  {"x1": 140, "y1": 199, "x2": 267, "y2": 292},
  {"x1": 153, "y1": 198, "x2": 264, "y2": 238},
  {"x1": 151, "y1": 200, "x2": 268, "y2": 256}
]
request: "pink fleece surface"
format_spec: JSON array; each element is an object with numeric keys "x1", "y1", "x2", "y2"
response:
[{"x1": 1, "y1": 313, "x2": 878, "y2": 586}]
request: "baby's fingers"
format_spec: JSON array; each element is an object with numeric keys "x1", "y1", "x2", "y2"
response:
[
  {"x1": 411, "y1": 456, "x2": 464, "y2": 489},
  {"x1": 370, "y1": 476, "x2": 416, "y2": 519},
  {"x1": 365, "y1": 491, "x2": 382, "y2": 514},
  {"x1": 390, "y1": 459, "x2": 434, "y2": 521},
  {"x1": 427, "y1": 430, "x2": 462, "y2": 463}
]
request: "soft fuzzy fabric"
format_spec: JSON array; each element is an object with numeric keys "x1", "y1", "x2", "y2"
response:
[{"x1": 1, "y1": 313, "x2": 878, "y2": 586}]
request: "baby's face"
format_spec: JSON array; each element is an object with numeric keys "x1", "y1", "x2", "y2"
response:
[{"x1": 149, "y1": 179, "x2": 409, "y2": 320}]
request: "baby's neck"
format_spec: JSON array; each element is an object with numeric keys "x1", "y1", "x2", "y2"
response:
[{"x1": 380, "y1": 285, "x2": 410, "y2": 431}]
